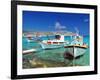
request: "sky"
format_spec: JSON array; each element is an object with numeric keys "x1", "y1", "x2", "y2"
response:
[{"x1": 23, "y1": 11, "x2": 90, "y2": 35}]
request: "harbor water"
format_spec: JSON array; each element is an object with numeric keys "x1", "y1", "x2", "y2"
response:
[{"x1": 22, "y1": 36, "x2": 90, "y2": 69}]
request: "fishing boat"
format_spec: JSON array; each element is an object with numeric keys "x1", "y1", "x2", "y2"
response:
[
  {"x1": 25, "y1": 34, "x2": 34, "y2": 42},
  {"x1": 40, "y1": 35, "x2": 67, "y2": 50},
  {"x1": 26, "y1": 32, "x2": 42, "y2": 42},
  {"x1": 27, "y1": 37, "x2": 33, "y2": 42},
  {"x1": 64, "y1": 29, "x2": 88, "y2": 58},
  {"x1": 27, "y1": 37, "x2": 42, "y2": 42},
  {"x1": 64, "y1": 44, "x2": 88, "y2": 58}
]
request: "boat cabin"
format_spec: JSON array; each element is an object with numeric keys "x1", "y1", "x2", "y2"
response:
[{"x1": 42, "y1": 35, "x2": 65, "y2": 45}]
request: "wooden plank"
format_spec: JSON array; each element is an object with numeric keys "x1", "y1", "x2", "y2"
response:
[{"x1": 23, "y1": 49, "x2": 37, "y2": 54}]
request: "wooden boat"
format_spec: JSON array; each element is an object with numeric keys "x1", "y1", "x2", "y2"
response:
[
  {"x1": 64, "y1": 45, "x2": 88, "y2": 58},
  {"x1": 40, "y1": 35, "x2": 67, "y2": 49},
  {"x1": 26, "y1": 33, "x2": 42, "y2": 42},
  {"x1": 64, "y1": 29, "x2": 88, "y2": 58}
]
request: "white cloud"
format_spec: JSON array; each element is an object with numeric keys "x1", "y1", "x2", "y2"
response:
[
  {"x1": 55, "y1": 22, "x2": 66, "y2": 30},
  {"x1": 84, "y1": 19, "x2": 89, "y2": 22}
]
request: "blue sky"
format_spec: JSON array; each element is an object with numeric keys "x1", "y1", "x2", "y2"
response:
[{"x1": 23, "y1": 11, "x2": 90, "y2": 35}]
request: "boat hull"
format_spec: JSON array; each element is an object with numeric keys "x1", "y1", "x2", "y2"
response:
[
  {"x1": 64, "y1": 46, "x2": 87, "y2": 58},
  {"x1": 40, "y1": 43, "x2": 64, "y2": 50}
]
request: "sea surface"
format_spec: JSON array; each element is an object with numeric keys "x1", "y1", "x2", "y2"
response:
[{"x1": 22, "y1": 36, "x2": 90, "y2": 69}]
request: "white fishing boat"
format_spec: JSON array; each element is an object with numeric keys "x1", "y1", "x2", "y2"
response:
[
  {"x1": 26, "y1": 33, "x2": 42, "y2": 42},
  {"x1": 40, "y1": 35, "x2": 67, "y2": 49},
  {"x1": 25, "y1": 34, "x2": 33, "y2": 42},
  {"x1": 27, "y1": 37, "x2": 42, "y2": 42},
  {"x1": 64, "y1": 45, "x2": 88, "y2": 58},
  {"x1": 64, "y1": 29, "x2": 88, "y2": 58},
  {"x1": 27, "y1": 38, "x2": 33, "y2": 42}
]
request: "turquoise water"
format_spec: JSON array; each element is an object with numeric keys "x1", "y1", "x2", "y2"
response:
[{"x1": 23, "y1": 36, "x2": 90, "y2": 69}]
